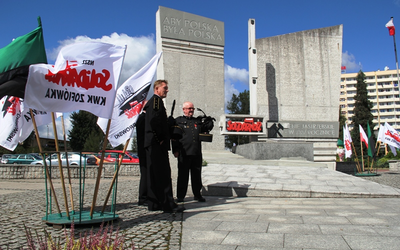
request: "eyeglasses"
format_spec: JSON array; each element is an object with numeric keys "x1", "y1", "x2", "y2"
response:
[{"x1": 185, "y1": 107, "x2": 195, "y2": 110}]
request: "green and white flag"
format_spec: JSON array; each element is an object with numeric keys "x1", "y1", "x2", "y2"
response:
[{"x1": 0, "y1": 17, "x2": 47, "y2": 99}]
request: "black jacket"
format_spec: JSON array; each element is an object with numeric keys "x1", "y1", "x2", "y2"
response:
[
  {"x1": 172, "y1": 116, "x2": 214, "y2": 156},
  {"x1": 143, "y1": 94, "x2": 170, "y2": 150}
]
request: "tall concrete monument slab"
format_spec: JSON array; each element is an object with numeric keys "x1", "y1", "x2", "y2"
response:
[
  {"x1": 236, "y1": 24, "x2": 343, "y2": 168},
  {"x1": 156, "y1": 6, "x2": 225, "y2": 150},
  {"x1": 256, "y1": 25, "x2": 343, "y2": 123}
]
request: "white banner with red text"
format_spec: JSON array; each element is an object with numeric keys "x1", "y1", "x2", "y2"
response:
[
  {"x1": 0, "y1": 96, "x2": 56, "y2": 151},
  {"x1": 25, "y1": 42, "x2": 126, "y2": 119}
]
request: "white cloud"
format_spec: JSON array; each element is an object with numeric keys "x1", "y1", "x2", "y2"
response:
[
  {"x1": 224, "y1": 64, "x2": 248, "y2": 106},
  {"x1": 342, "y1": 51, "x2": 359, "y2": 72}
]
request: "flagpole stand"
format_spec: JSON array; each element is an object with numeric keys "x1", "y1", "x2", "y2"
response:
[
  {"x1": 354, "y1": 163, "x2": 378, "y2": 176},
  {"x1": 42, "y1": 152, "x2": 120, "y2": 226}
]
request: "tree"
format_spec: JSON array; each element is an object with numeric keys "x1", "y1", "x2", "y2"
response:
[
  {"x1": 338, "y1": 107, "x2": 347, "y2": 141},
  {"x1": 350, "y1": 70, "x2": 375, "y2": 158},
  {"x1": 83, "y1": 130, "x2": 103, "y2": 152},
  {"x1": 68, "y1": 111, "x2": 103, "y2": 152},
  {"x1": 225, "y1": 90, "x2": 250, "y2": 149},
  {"x1": 226, "y1": 90, "x2": 250, "y2": 115}
]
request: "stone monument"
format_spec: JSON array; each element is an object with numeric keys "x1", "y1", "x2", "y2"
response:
[
  {"x1": 238, "y1": 21, "x2": 343, "y2": 169},
  {"x1": 156, "y1": 6, "x2": 225, "y2": 150}
]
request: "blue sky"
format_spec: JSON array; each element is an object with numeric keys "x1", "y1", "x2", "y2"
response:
[{"x1": 1, "y1": 0, "x2": 400, "y2": 140}]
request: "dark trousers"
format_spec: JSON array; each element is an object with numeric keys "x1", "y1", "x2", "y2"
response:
[
  {"x1": 138, "y1": 151, "x2": 147, "y2": 204},
  {"x1": 177, "y1": 154, "x2": 203, "y2": 199},
  {"x1": 145, "y1": 143, "x2": 175, "y2": 211}
]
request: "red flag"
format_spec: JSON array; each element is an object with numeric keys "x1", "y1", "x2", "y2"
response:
[
  {"x1": 359, "y1": 125, "x2": 369, "y2": 148},
  {"x1": 386, "y1": 18, "x2": 395, "y2": 36}
]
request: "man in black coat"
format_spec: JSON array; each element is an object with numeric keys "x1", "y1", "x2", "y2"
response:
[
  {"x1": 143, "y1": 79, "x2": 180, "y2": 213},
  {"x1": 172, "y1": 101, "x2": 214, "y2": 202}
]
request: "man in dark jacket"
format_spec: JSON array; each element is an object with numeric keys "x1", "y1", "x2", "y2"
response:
[
  {"x1": 172, "y1": 101, "x2": 214, "y2": 202},
  {"x1": 143, "y1": 79, "x2": 180, "y2": 213}
]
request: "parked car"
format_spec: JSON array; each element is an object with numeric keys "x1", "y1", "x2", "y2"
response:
[
  {"x1": 1, "y1": 154, "x2": 13, "y2": 164},
  {"x1": 96, "y1": 150, "x2": 139, "y2": 164},
  {"x1": 30, "y1": 153, "x2": 97, "y2": 166},
  {"x1": 3, "y1": 154, "x2": 42, "y2": 164}
]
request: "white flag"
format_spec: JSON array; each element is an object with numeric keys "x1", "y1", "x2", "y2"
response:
[
  {"x1": 389, "y1": 144, "x2": 398, "y2": 156},
  {"x1": 25, "y1": 42, "x2": 126, "y2": 119},
  {"x1": 359, "y1": 125, "x2": 368, "y2": 148},
  {"x1": 383, "y1": 122, "x2": 400, "y2": 149},
  {"x1": 97, "y1": 52, "x2": 162, "y2": 147},
  {"x1": 343, "y1": 124, "x2": 352, "y2": 158},
  {"x1": 0, "y1": 96, "x2": 53, "y2": 151},
  {"x1": 377, "y1": 124, "x2": 386, "y2": 143}
]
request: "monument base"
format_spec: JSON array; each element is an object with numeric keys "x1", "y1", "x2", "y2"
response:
[{"x1": 235, "y1": 141, "x2": 314, "y2": 161}]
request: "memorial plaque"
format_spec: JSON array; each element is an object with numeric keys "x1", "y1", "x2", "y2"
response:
[
  {"x1": 267, "y1": 121, "x2": 339, "y2": 138},
  {"x1": 159, "y1": 6, "x2": 224, "y2": 46}
]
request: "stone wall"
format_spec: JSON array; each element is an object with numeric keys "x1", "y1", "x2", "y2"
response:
[
  {"x1": 156, "y1": 6, "x2": 226, "y2": 151},
  {"x1": 235, "y1": 141, "x2": 314, "y2": 161},
  {"x1": 0, "y1": 164, "x2": 140, "y2": 179},
  {"x1": 389, "y1": 160, "x2": 400, "y2": 172}
]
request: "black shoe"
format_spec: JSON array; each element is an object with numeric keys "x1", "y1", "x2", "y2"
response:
[
  {"x1": 163, "y1": 206, "x2": 186, "y2": 213},
  {"x1": 176, "y1": 198, "x2": 184, "y2": 202},
  {"x1": 138, "y1": 200, "x2": 148, "y2": 206},
  {"x1": 194, "y1": 196, "x2": 206, "y2": 202}
]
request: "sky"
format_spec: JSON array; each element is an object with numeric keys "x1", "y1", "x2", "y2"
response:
[{"x1": 1, "y1": 0, "x2": 399, "y2": 141}]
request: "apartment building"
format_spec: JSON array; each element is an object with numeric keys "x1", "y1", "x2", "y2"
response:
[{"x1": 340, "y1": 68, "x2": 400, "y2": 131}]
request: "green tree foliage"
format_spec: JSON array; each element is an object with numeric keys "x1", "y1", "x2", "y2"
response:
[
  {"x1": 350, "y1": 70, "x2": 375, "y2": 158},
  {"x1": 68, "y1": 111, "x2": 103, "y2": 152},
  {"x1": 225, "y1": 90, "x2": 250, "y2": 149},
  {"x1": 338, "y1": 107, "x2": 347, "y2": 140},
  {"x1": 83, "y1": 130, "x2": 103, "y2": 152}
]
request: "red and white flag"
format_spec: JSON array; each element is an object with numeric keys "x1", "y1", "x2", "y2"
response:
[
  {"x1": 343, "y1": 124, "x2": 352, "y2": 158},
  {"x1": 383, "y1": 122, "x2": 400, "y2": 149},
  {"x1": 0, "y1": 96, "x2": 54, "y2": 151},
  {"x1": 25, "y1": 42, "x2": 126, "y2": 119},
  {"x1": 359, "y1": 125, "x2": 368, "y2": 148},
  {"x1": 97, "y1": 52, "x2": 162, "y2": 147},
  {"x1": 386, "y1": 18, "x2": 395, "y2": 36}
]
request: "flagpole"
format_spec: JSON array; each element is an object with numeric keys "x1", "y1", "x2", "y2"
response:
[
  {"x1": 391, "y1": 17, "x2": 400, "y2": 100},
  {"x1": 30, "y1": 109, "x2": 61, "y2": 215},
  {"x1": 101, "y1": 138, "x2": 130, "y2": 214},
  {"x1": 90, "y1": 119, "x2": 112, "y2": 218},
  {"x1": 361, "y1": 140, "x2": 364, "y2": 172},
  {"x1": 90, "y1": 45, "x2": 127, "y2": 218},
  {"x1": 61, "y1": 115, "x2": 75, "y2": 213},
  {"x1": 51, "y1": 112, "x2": 70, "y2": 219},
  {"x1": 351, "y1": 142, "x2": 362, "y2": 173}
]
